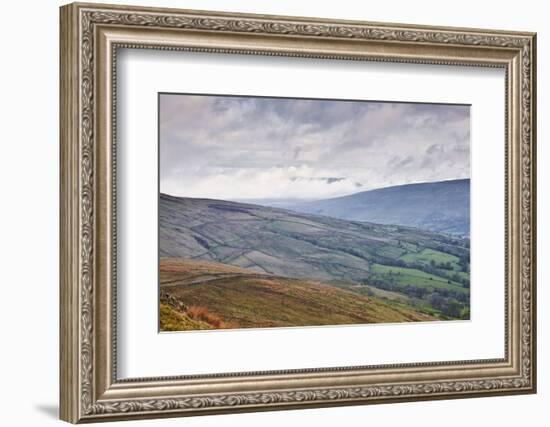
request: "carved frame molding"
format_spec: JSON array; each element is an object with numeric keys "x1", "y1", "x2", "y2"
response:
[{"x1": 60, "y1": 2, "x2": 536, "y2": 423}]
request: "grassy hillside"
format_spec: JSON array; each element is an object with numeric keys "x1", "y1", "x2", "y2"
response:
[
  {"x1": 160, "y1": 194, "x2": 470, "y2": 320},
  {"x1": 282, "y1": 179, "x2": 470, "y2": 235},
  {"x1": 160, "y1": 258, "x2": 435, "y2": 331},
  {"x1": 160, "y1": 303, "x2": 213, "y2": 331}
]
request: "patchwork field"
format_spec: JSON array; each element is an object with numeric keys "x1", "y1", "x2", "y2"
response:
[{"x1": 369, "y1": 264, "x2": 466, "y2": 291}]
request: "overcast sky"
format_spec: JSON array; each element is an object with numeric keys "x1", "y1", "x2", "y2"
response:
[{"x1": 160, "y1": 93, "x2": 470, "y2": 201}]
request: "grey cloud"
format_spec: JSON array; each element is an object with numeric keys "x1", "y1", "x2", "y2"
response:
[
  {"x1": 289, "y1": 177, "x2": 346, "y2": 184},
  {"x1": 159, "y1": 94, "x2": 470, "y2": 200},
  {"x1": 389, "y1": 155, "x2": 415, "y2": 170},
  {"x1": 426, "y1": 144, "x2": 443, "y2": 155}
]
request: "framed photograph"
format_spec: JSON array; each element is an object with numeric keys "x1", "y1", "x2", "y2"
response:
[{"x1": 60, "y1": 2, "x2": 537, "y2": 423}]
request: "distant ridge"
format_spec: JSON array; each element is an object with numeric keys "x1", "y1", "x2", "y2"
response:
[{"x1": 283, "y1": 179, "x2": 470, "y2": 235}]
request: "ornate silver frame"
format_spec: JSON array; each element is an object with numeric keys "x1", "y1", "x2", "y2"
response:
[{"x1": 60, "y1": 2, "x2": 537, "y2": 423}]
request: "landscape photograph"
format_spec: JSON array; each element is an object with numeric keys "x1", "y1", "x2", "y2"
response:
[{"x1": 158, "y1": 93, "x2": 471, "y2": 332}]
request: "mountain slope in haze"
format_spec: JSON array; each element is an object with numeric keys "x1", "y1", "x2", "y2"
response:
[
  {"x1": 282, "y1": 179, "x2": 470, "y2": 235},
  {"x1": 160, "y1": 258, "x2": 435, "y2": 330}
]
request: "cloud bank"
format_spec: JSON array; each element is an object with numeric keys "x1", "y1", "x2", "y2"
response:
[{"x1": 160, "y1": 94, "x2": 470, "y2": 200}]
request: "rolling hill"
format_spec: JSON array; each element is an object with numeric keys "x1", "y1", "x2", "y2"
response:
[
  {"x1": 279, "y1": 179, "x2": 470, "y2": 235},
  {"x1": 160, "y1": 193, "x2": 469, "y2": 283},
  {"x1": 160, "y1": 258, "x2": 435, "y2": 330},
  {"x1": 160, "y1": 193, "x2": 470, "y2": 322}
]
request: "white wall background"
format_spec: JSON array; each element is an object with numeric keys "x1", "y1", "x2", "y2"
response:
[{"x1": 0, "y1": 0, "x2": 545, "y2": 426}]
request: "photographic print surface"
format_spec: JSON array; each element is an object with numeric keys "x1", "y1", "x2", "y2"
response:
[{"x1": 159, "y1": 93, "x2": 470, "y2": 332}]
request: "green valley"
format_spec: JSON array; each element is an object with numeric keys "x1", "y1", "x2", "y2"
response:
[{"x1": 159, "y1": 194, "x2": 470, "y2": 329}]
